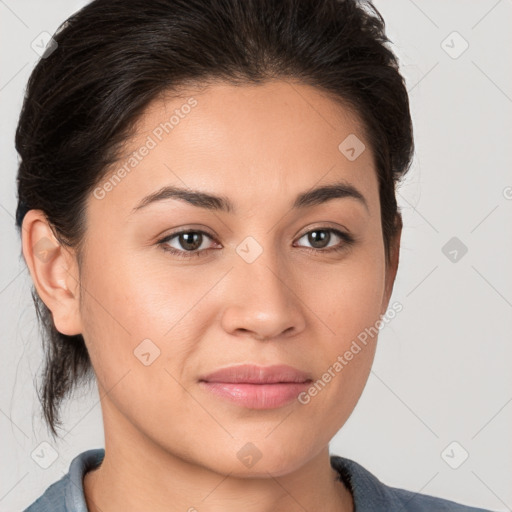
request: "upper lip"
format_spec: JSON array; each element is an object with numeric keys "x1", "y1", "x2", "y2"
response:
[{"x1": 199, "y1": 364, "x2": 313, "y2": 384}]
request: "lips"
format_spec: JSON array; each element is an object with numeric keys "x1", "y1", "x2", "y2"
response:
[
  {"x1": 198, "y1": 364, "x2": 313, "y2": 409},
  {"x1": 199, "y1": 364, "x2": 312, "y2": 409},
  {"x1": 199, "y1": 364, "x2": 313, "y2": 384}
]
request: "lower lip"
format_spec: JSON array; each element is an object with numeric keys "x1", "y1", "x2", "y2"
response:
[{"x1": 199, "y1": 381, "x2": 311, "y2": 409}]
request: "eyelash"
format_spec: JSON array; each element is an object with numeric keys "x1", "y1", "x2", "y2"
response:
[{"x1": 157, "y1": 228, "x2": 355, "y2": 259}]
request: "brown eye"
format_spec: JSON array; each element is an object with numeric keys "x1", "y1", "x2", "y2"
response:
[
  {"x1": 295, "y1": 228, "x2": 354, "y2": 253},
  {"x1": 306, "y1": 229, "x2": 331, "y2": 249},
  {"x1": 158, "y1": 230, "x2": 218, "y2": 259},
  {"x1": 177, "y1": 232, "x2": 203, "y2": 251}
]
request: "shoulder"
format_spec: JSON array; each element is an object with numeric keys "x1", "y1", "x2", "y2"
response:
[
  {"x1": 330, "y1": 455, "x2": 495, "y2": 512},
  {"x1": 23, "y1": 448, "x2": 105, "y2": 512}
]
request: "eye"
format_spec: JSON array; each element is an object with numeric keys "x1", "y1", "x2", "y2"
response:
[
  {"x1": 157, "y1": 230, "x2": 218, "y2": 259},
  {"x1": 294, "y1": 228, "x2": 355, "y2": 254}
]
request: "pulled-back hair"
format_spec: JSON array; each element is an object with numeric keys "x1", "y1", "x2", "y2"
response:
[{"x1": 15, "y1": 0, "x2": 414, "y2": 437}]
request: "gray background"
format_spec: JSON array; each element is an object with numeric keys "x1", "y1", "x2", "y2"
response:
[{"x1": 1, "y1": 0, "x2": 511, "y2": 510}]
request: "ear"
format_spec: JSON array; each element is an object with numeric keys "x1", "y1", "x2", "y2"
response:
[
  {"x1": 21, "y1": 209, "x2": 83, "y2": 336},
  {"x1": 380, "y1": 214, "x2": 402, "y2": 316}
]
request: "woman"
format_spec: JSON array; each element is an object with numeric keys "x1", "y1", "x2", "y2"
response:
[{"x1": 15, "y1": 0, "x2": 495, "y2": 510}]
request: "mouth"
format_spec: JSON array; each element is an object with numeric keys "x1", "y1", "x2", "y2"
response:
[{"x1": 198, "y1": 364, "x2": 313, "y2": 409}]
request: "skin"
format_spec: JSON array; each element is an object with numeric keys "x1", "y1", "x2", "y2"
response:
[{"x1": 23, "y1": 79, "x2": 401, "y2": 512}]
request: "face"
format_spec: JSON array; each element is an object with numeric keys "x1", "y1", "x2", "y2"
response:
[{"x1": 49, "y1": 80, "x2": 399, "y2": 476}]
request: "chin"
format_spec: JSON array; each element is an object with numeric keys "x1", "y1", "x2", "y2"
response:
[{"x1": 205, "y1": 438, "x2": 317, "y2": 479}]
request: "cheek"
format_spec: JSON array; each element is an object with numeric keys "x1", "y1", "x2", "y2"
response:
[
  {"x1": 303, "y1": 252, "x2": 386, "y2": 350},
  {"x1": 78, "y1": 247, "x2": 213, "y2": 385},
  {"x1": 77, "y1": 261, "x2": 194, "y2": 432},
  {"x1": 297, "y1": 251, "x2": 385, "y2": 407}
]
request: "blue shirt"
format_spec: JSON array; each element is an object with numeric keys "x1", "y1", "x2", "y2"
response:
[{"x1": 23, "y1": 448, "x2": 494, "y2": 511}]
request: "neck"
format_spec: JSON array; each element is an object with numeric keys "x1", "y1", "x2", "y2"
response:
[{"x1": 84, "y1": 412, "x2": 353, "y2": 512}]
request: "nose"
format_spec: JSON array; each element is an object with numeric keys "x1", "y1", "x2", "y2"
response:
[{"x1": 219, "y1": 246, "x2": 307, "y2": 341}]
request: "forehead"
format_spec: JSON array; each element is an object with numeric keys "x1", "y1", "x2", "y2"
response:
[{"x1": 90, "y1": 79, "x2": 378, "y2": 219}]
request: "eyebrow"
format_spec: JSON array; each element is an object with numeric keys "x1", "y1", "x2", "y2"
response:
[{"x1": 130, "y1": 180, "x2": 369, "y2": 214}]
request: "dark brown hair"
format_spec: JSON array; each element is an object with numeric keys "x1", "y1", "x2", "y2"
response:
[{"x1": 15, "y1": 0, "x2": 414, "y2": 437}]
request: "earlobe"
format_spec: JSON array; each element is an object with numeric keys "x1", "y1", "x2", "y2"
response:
[{"x1": 21, "y1": 210, "x2": 83, "y2": 336}]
